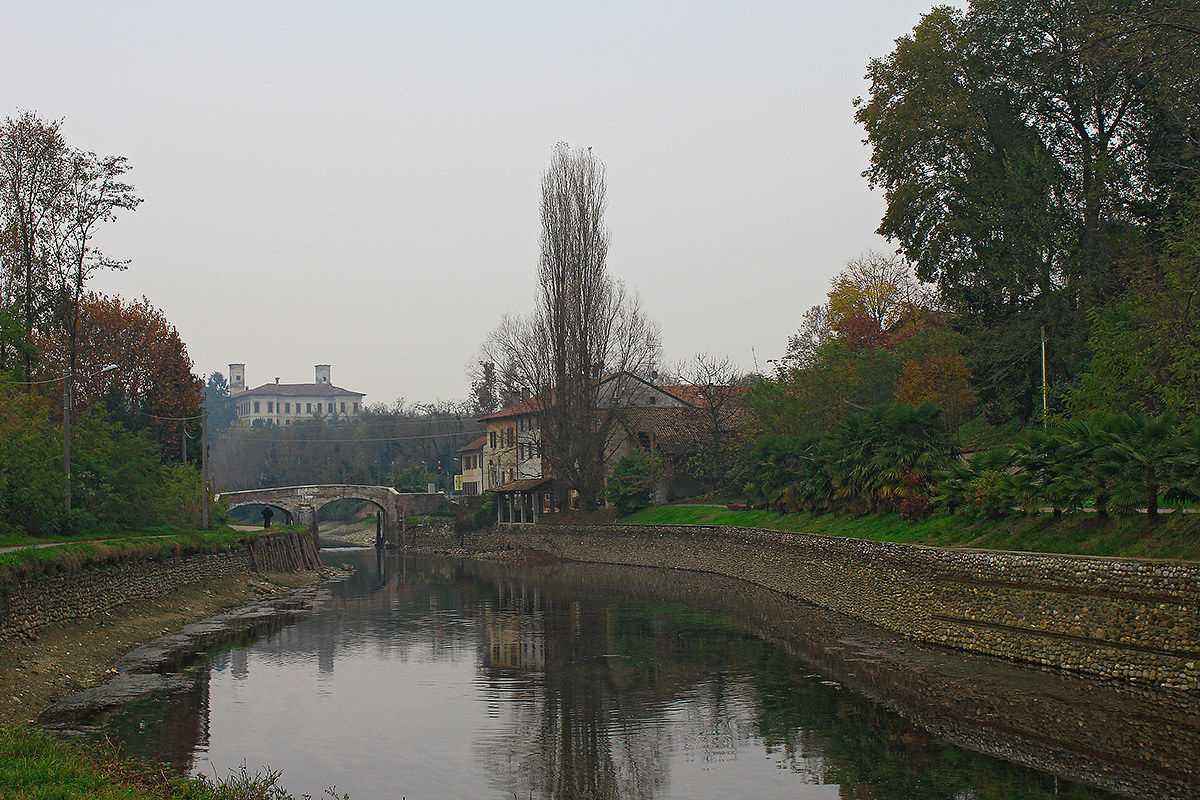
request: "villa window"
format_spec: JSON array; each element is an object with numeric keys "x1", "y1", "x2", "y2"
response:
[
  {"x1": 340, "y1": 402, "x2": 346, "y2": 412},
  {"x1": 254, "y1": 402, "x2": 260, "y2": 413},
  {"x1": 267, "y1": 402, "x2": 273, "y2": 413}
]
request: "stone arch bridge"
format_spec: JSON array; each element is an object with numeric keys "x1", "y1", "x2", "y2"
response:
[{"x1": 215, "y1": 485, "x2": 449, "y2": 548}]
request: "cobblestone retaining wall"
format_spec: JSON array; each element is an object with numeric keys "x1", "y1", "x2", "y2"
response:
[
  {"x1": 500, "y1": 523, "x2": 1200, "y2": 690},
  {"x1": 0, "y1": 531, "x2": 317, "y2": 641}
]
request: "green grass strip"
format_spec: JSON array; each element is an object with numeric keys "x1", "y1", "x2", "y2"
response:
[
  {"x1": 0, "y1": 526, "x2": 296, "y2": 584},
  {"x1": 623, "y1": 506, "x2": 1200, "y2": 561}
]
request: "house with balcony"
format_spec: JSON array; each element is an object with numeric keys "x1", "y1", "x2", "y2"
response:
[{"x1": 463, "y1": 372, "x2": 746, "y2": 524}]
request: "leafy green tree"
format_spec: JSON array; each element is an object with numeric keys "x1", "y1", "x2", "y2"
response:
[
  {"x1": 856, "y1": 0, "x2": 1199, "y2": 416},
  {"x1": 1073, "y1": 194, "x2": 1200, "y2": 421},
  {"x1": 0, "y1": 381, "x2": 61, "y2": 534},
  {"x1": 605, "y1": 449, "x2": 664, "y2": 515},
  {"x1": 204, "y1": 371, "x2": 236, "y2": 441},
  {"x1": 390, "y1": 463, "x2": 433, "y2": 493},
  {"x1": 68, "y1": 405, "x2": 166, "y2": 533}
]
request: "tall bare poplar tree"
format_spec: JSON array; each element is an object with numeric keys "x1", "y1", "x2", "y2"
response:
[{"x1": 485, "y1": 144, "x2": 659, "y2": 511}]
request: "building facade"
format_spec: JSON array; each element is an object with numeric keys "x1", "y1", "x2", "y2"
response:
[
  {"x1": 460, "y1": 372, "x2": 730, "y2": 522},
  {"x1": 455, "y1": 435, "x2": 486, "y2": 496},
  {"x1": 229, "y1": 363, "x2": 365, "y2": 427}
]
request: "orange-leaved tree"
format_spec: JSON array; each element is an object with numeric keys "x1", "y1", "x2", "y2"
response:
[
  {"x1": 895, "y1": 347, "x2": 977, "y2": 428},
  {"x1": 39, "y1": 293, "x2": 202, "y2": 460}
]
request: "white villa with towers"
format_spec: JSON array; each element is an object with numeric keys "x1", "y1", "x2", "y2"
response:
[{"x1": 229, "y1": 364, "x2": 365, "y2": 427}]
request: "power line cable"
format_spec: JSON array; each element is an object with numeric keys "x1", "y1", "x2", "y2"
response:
[{"x1": 219, "y1": 429, "x2": 481, "y2": 444}]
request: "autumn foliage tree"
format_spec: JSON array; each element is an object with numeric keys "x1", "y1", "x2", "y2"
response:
[
  {"x1": 752, "y1": 252, "x2": 959, "y2": 438},
  {"x1": 826, "y1": 251, "x2": 930, "y2": 350},
  {"x1": 39, "y1": 293, "x2": 203, "y2": 460},
  {"x1": 895, "y1": 347, "x2": 978, "y2": 429}
]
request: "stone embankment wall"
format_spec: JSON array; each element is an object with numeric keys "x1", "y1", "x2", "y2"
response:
[
  {"x1": 500, "y1": 523, "x2": 1200, "y2": 691},
  {"x1": 0, "y1": 531, "x2": 319, "y2": 642}
]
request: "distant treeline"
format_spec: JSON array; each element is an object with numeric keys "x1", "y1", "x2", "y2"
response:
[{"x1": 204, "y1": 391, "x2": 481, "y2": 493}]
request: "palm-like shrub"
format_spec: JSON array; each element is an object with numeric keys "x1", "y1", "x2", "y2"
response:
[
  {"x1": 741, "y1": 403, "x2": 952, "y2": 516},
  {"x1": 1109, "y1": 411, "x2": 1180, "y2": 522},
  {"x1": 742, "y1": 405, "x2": 1197, "y2": 524},
  {"x1": 960, "y1": 448, "x2": 1014, "y2": 519}
]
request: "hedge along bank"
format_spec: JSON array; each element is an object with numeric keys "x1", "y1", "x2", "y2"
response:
[
  {"x1": 499, "y1": 523, "x2": 1200, "y2": 691},
  {"x1": 0, "y1": 530, "x2": 321, "y2": 642}
]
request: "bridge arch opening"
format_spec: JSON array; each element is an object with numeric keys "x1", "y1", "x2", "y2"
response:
[
  {"x1": 312, "y1": 496, "x2": 388, "y2": 547},
  {"x1": 227, "y1": 502, "x2": 295, "y2": 527}
]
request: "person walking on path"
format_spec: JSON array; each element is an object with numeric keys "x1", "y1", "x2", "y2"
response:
[{"x1": 261, "y1": 506, "x2": 273, "y2": 529}]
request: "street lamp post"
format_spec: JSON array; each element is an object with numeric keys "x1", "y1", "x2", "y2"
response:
[{"x1": 63, "y1": 363, "x2": 118, "y2": 516}]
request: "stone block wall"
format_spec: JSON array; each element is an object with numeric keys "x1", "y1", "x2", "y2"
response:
[
  {"x1": 0, "y1": 531, "x2": 318, "y2": 642},
  {"x1": 500, "y1": 523, "x2": 1200, "y2": 690}
]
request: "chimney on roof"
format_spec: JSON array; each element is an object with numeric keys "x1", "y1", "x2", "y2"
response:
[
  {"x1": 315, "y1": 364, "x2": 331, "y2": 385},
  {"x1": 275, "y1": 377, "x2": 279, "y2": 384}
]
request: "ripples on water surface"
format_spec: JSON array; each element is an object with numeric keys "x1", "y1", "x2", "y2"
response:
[{"x1": 56, "y1": 548, "x2": 1199, "y2": 800}]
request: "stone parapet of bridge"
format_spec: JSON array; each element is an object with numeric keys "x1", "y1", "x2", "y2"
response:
[{"x1": 215, "y1": 485, "x2": 449, "y2": 548}]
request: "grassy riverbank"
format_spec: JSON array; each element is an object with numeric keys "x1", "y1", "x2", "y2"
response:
[
  {"x1": 623, "y1": 505, "x2": 1200, "y2": 561},
  {"x1": 0, "y1": 723, "x2": 336, "y2": 799},
  {"x1": 0, "y1": 526, "x2": 309, "y2": 583}
]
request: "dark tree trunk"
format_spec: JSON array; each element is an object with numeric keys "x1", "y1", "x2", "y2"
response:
[{"x1": 1146, "y1": 464, "x2": 1159, "y2": 523}]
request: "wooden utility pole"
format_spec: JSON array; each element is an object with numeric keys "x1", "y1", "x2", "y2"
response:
[
  {"x1": 1041, "y1": 325, "x2": 1049, "y2": 428},
  {"x1": 62, "y1": 367, "x2": 72, "y2": 514},
  {"x1": 200, "y1": 408, "x2": 210, "y2": 530}
]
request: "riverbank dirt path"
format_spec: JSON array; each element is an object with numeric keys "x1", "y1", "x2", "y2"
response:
[{"x1": 0, "y1": 570, "x2": 323, "y2": 724}]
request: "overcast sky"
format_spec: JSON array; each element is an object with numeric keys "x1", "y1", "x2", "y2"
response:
[{"x1": 5, "y1": 1, "x2": 946, "y2": 404}]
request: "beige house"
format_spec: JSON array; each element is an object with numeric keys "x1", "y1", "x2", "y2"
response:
[
  {"x1": 230, "y1": 364, "x2": 365, "y2": 427},
  {"x1": 455, "y1": 435, "x2": 486, "y2": 496},
  {"x1": 470, "y1": 372, "x2": 736, "y2": 524}
]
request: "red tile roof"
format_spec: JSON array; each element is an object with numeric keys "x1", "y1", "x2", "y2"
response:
[
  {"x1": 456, "y1": 434, "x2": 488, "y2": 453},
  {"x1": 655, "y1": 384, "x2": 750, "y2": 407},
  {"x1": 478, "y1": 395, "x2": 543, "y2": 421}
]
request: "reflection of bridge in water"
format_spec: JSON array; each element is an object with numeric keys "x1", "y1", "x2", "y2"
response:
[{"x1": 215, "y1": 485, "x2": 448, "y2": 548}]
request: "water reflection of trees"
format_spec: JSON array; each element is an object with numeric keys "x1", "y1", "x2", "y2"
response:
[
  {"x1": 55, "y1": 552, "x2": 1186, "y2": 799},
  {"x1": 463, "y1": 561, "x2": 1146, "y2": 800},
  {"x1": 474, "y1": 591, "x2": 669, "y2": 800}
]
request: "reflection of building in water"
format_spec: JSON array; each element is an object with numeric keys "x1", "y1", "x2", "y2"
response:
[
  {"x1": 482, "y1": 612, "x2": 545, "y2": 671},
  {"x1": 231, "y1": 648, "x2": 249, "y2": 680},
  {"x1": 474, "y1": 577, "x2": 671, "y2": 800},
  {"x1": 318, "y1": 630, "x2": 335, "y2": 674},
  {"x1": 481, "y1": 581, "x2": 547, "y2": 671}
]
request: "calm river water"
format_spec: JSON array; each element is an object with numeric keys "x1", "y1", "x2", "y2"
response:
[{"x1": 46, "y1": 548, "x2": 1200, "y2": 800}]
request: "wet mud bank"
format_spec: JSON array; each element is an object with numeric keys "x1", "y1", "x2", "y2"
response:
[{"x1": 37, "y1": 578, "x2": 332, "y2": 733}]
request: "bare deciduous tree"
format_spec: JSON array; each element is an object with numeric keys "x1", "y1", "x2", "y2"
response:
[
  {"x1": 781, "y1": 304, "x2": 832, "y2": 372},
  {"x1": 483, "y1": 144, "x2": 660, "y2": 511},
  {"x1": 674, "y1": 352, "x2": 748, "y2": 491}
]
